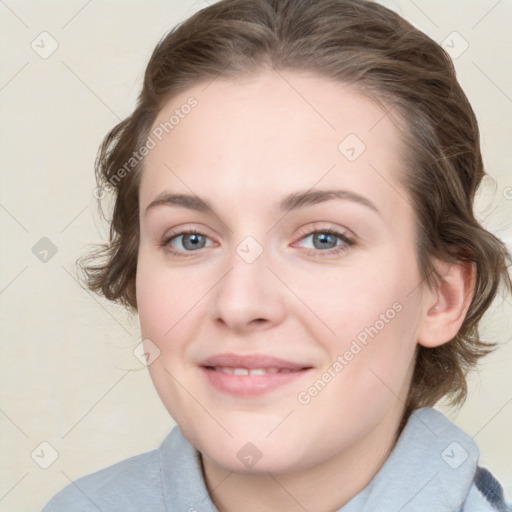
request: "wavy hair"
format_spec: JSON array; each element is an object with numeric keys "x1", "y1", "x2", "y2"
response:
[{"x1": 77, "y1": 0, "x2": 512, "y2": 413}]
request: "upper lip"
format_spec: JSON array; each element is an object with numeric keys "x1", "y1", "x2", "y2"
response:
[{"x1": 199, "y1": 353, "x2": 312, "y2": 370}]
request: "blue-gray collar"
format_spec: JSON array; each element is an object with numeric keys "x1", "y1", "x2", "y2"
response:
[{"x1": 158, "y1": 407, "x2": 480, "y2": 511}]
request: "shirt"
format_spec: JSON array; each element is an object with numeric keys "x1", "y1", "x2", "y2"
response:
[{"x1": 41, "y1": 407, "x2": 511, "y2": 511}]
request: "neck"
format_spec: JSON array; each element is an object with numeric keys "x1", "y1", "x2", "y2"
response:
[{"x1": 201, "y1": 402, "x2": 407, "y2": 512}]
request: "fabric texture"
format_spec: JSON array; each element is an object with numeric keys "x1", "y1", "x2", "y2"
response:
[{"x1": 40, "y1": 407, "x2": 511, "y2": 511}]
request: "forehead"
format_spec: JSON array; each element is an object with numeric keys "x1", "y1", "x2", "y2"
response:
[{"x1": 140, "y1": 70, "x2": 410, "y2": 219}]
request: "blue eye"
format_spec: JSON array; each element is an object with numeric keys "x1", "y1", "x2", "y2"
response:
[
  {"x1": 295, "y1": 228, "x2": 355, "y2": 256},
  {"x1": 161, "y1": 230, "x2": 213, "y2": 254},
  {"x1": 161, "y1": 227, "x2": 355, "y2": 258}
]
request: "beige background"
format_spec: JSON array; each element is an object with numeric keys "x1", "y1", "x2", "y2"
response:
[{"x1": 0, "y1": 1, "x2": 511, "y2": 511}]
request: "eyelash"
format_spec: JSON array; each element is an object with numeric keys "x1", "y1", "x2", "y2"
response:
[
  {"x1": 160, "y1": 227, "x2": 355, "y2": 258},
  {"x1": 294, "y1": 227, "x2": 355, "y2": 257}
]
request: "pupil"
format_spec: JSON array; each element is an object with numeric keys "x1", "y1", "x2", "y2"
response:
[
  {"x1": 315, "y1": 233, "x2": 336, "y2": 249},
  {"x1": 184, "y1": 233, "x2": 204, "y2": 250}
]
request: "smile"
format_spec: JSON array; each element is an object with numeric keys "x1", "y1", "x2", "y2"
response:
[
  {"x1": 199, "y1": 353, "x2": 313, "y2": 396},
  {"x1": 209, "y1": 367, "x2": 301, "y2": 375}
]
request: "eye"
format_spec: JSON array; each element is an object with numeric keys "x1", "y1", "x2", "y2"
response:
[
  {"x1": 293, "y1": 227, "x2": 355, "y2": 257},
  {"x1": 160, "y1": 226, "x2": 356, "y2": 258},
  {"x1": 160, "y1": 229, "x2": 215, "y2": 256}
]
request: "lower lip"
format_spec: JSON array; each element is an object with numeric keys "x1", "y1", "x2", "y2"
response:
[{"x1": 200, "y1": 367, "x2": 311, "y2": 396}]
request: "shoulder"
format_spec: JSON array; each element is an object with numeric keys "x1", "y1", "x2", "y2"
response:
[
  {"x1": 463, "y1": 466, "x2": 512, "y2": 512},
  {"x1": 40, "y1": 443, "x2": 164, "y2": 512},
  {"x1": 40, "y1": 425, "x2": 217, "y2": 512}
]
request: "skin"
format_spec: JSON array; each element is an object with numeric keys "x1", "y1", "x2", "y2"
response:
[{"x1": 136, "y1": 69, "x2": 473, "y2": 512}]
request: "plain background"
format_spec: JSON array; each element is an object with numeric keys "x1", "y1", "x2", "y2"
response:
[{"x1": 0, "y1": 1, "x2": 511, "y2": 511}]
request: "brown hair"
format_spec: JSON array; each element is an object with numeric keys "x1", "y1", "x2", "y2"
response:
[{"x1": 77, "y1": 0, "x2": 512, "y2": 412}]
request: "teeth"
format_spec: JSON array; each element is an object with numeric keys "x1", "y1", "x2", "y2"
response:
[
  {"x1": 213, "y1": 367, "x2": 291, "y2": 375},
  {"x1": 249, "y1": 369, "x2": 267, "y2": 375}
]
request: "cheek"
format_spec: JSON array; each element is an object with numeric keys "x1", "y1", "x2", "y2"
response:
[
  {"x1": 135, "y1": 252, "x2": 208, "y2": 339},
  {"x1": 299, "y1": 255, "x2": 414, "y2": 343},
  {"x1": 135, "y1": 258, "x2": 202, "y2": 417},
  {"x1": 303, "y1": 246, "x2": 422, "y2": 389},
  {"x1": 136, "y1": 269, "x2": 171, "y2": 339},
  {"x1": 136, "y1": 267, "x2": 180, "y2": 354}
]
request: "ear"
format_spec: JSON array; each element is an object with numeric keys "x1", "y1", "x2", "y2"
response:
[{"x1": 417, "y1": 259, "x2": 476, "y2": 348}]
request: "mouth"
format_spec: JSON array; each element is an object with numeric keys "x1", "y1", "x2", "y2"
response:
[
  {"x1": 207, "y1": 366, "x2": 302, "y2": 375},
  {"x1": 199, "y1": 353, "x2": 313, "y2": 396}
]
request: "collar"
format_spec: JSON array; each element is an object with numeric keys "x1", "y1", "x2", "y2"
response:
[{"x1": 157, "y1": 407, "x2": 479, "y2": 511}]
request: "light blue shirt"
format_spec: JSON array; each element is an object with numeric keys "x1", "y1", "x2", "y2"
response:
[{"x1": 41, "y1": 408, "x2": 511, "y2": 511}]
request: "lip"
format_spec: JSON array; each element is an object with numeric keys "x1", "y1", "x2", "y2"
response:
[{"x1": 199, "y1": 353, "x2": 313, "y2": 396}]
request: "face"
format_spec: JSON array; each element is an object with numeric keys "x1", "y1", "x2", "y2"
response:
[{"x1": 136, "y1": 69, "x2": 429, "y2": 475}]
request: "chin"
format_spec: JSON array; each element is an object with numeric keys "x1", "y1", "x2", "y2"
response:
[
  {"x1": 190, "y1": 425, "x2": 314, "y2": 475},
  {"x1": 201, "y1": 442, "x2": 302, "y2": 474}
]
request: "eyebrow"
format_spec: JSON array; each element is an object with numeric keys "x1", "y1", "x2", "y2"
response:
[{"x1": 144, "y1": 188, "x2": 380, "y2": 216}]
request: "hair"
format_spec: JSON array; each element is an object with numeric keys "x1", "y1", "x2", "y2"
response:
[{"x1": 78, "y1": 0, "x2": 511, "y2": 414}]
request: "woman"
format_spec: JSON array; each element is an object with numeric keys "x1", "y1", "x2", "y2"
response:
[{"x1": 42, "y1": 0, "x2": 512, "y2": 510}]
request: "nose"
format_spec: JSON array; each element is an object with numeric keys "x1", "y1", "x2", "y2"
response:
[{"x1": 209, "y1": 240, "x2": 287, "y2": 333}]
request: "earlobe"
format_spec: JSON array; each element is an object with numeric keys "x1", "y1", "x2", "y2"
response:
[{"x1": 417, "y1": 259, "x2": 476, "y2": 348}]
